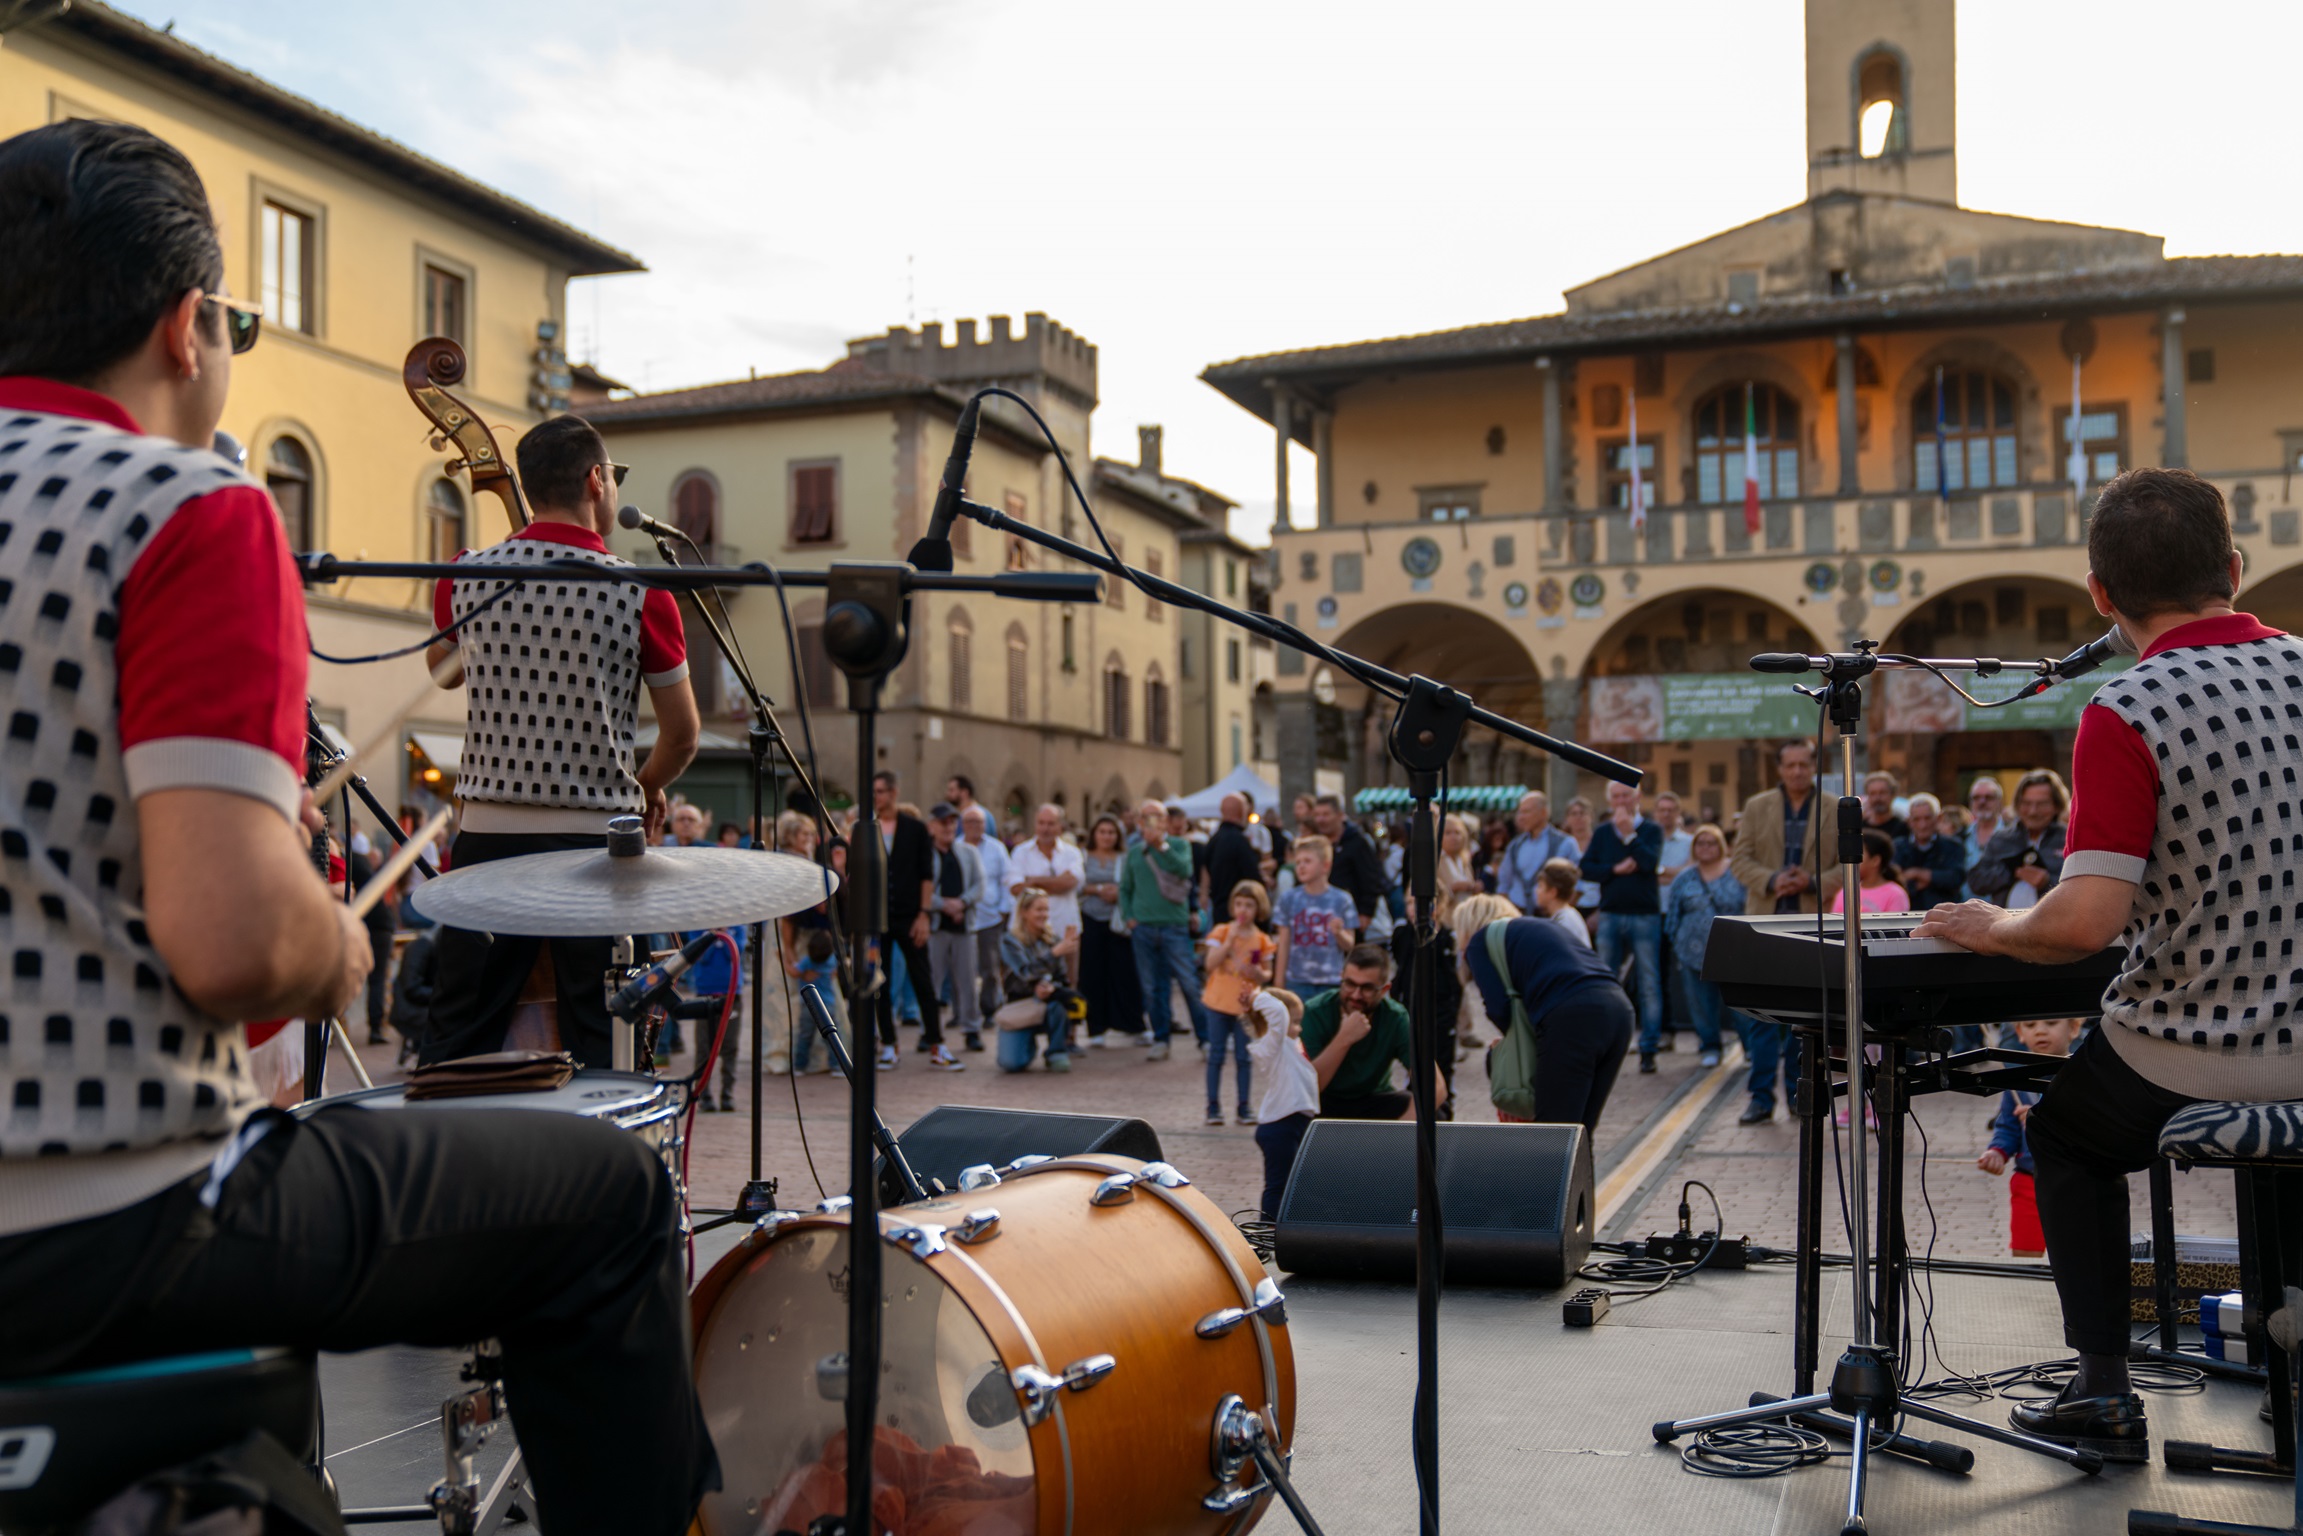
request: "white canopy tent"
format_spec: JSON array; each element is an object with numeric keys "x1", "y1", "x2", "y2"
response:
[{"x1": 1170, "y1": 764, "x2": 1280, "y2": 821}]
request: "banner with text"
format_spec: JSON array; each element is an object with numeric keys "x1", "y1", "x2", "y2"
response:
[{"x1": 1585, "y1": 665, "x2": 2127, "y2": 743}]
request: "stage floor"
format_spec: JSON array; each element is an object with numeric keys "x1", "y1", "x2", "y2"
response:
[{"x1": 318, "y1": 1223, "x2": 2297, "y2": 1534}]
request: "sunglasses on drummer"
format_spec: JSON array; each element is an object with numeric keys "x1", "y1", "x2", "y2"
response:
[
  {"x1": 199, "y1": 292, "x2": 263, "y2": 355},
  {"x1": 598, "y1": 459, "x2": 629, "y2": 488}
]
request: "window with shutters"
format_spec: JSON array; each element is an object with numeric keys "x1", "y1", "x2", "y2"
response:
[
  {"x1": 1226, "y1": 639, "x2": 1242, "y2": 684},
  {"x1": 672, "y1": 472, "x2": 719, "y2": 550},
  {"x1": 1144, "y1": 550, "x2": 1164, "y2": 622},
  {"x1": 425, "y1": 478, "x2": 465, "y2": 564},
  {"x1": 1145, "y1": 668, "x2": 1170, "y2": 747},
  {"x1": 790, "y1": 460, "x2": 839, "y2": 545},
  {"x1": 1060, "y1": 613, "x2": 1076, "y2": 672},
  {"x1": 423, "y1": 263, "x2": 466, "y2": 346},
  {"x1": 1106, "y1": 534, "x2": 1124, "y2": 608},
  {"x1": 1006, "y1": 624, "x2": 1030, "y2": 720},
  {"x1": 1105, "y1": 656, "x2": 1131, "y2": 739},
  {"x1": 265, "y1": 434, "x2": 315, "y2": 548},
  {"x1": 948, "y1": 611, "x2": 973, "y2": 711},
  {"x1": 1003, "y1": 491, "x2": 1032, "y2": 571},
  {"x1": 261, "y1": 200, "x2": 317, "y2": 334}
]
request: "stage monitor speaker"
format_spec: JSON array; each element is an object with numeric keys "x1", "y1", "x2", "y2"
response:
[
  {"x1": 874, "y1": 1104, "x2": 1164, "y2": 1206},
  {"x1": 1274, "y1": 1120, "x2": 1593, "y2": 1289}
]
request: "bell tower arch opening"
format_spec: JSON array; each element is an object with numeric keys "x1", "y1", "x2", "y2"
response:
[{"x1": 1805, "y1": 0, "x2": 1956, "y2": 203}]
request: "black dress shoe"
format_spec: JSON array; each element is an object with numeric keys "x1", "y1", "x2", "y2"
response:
[
  {"x1": 1638, "y1": 1054, "x2": 1657, "y2": 1075},
  {"x1": 2008, "y1": 1383, "x2": 2149, "y2": 1463},
  {"x1": 1738, "y1": 1102, "x2": 1775, "y2": 1125}
]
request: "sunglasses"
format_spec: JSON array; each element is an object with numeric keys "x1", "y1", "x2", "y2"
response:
[
  {"x1": 200, "y1": 292, "x2": 263, "y2": 355},
  {"x1": 601, "y1": 460, "x2": 630, "y2": 487}
]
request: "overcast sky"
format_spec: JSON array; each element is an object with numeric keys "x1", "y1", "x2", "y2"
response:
[{"x1": 107, "y1": 0, "x2": 2301, "y2": 543}]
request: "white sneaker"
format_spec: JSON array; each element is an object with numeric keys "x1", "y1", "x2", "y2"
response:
[
  {"x1": 929, "y1": 1045, "x2": 965, "y2": 1071},
  {"x1": 1146, "y1": 1042, "x2": 1171, "y2": 1062},
  {"x1": 1089, "y1": 1034, "x2": 1114, "y2": 1049},
  {"x1": 876, "y1": 1044, "x2": 897, "y2": 1071},
  {"x1": 1127, "y1": 1032, "x2": 1154, "y2": 1047}
]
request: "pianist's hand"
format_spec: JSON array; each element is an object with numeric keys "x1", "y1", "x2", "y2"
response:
[{"x1": 1910, "y1": 898, "x2": 2004, "y2": 953}]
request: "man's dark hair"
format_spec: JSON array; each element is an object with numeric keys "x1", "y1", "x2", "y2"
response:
[
  {"x1": 0, "y1": 120, "x2": 223, "y2": 383},
  {"x1": 515, "y1": 414, "x2": 607, "y2": 512},
  {"x1": 873, "y1": 769, "x2": 898, "y2": 790},
  {"x1": 2087, "y1": 467, "x2": 2236, "y2": 619},
  {"x1": 947, "y1": 773, "x2": 974, "y2": 797},
  {"x1": 1777, "y1": 740, "x2": 1816, "y2": 763},
  {"x1": 1314, "y1": 792, "x2": 1344, "y2": 812},
  {"x1": 1344, "y1": 943, "x2": 1390, "y2": 976}
]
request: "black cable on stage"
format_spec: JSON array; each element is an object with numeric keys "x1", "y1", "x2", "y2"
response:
[
  {"x1": 1577, "y1": 1181, "x2": 1724, "y2": 1303},
  {"x1": 308, "y1": 572, "x2": 528, "y2": 665},
  {"x1": 1231, "y1": 1211, "x2": 1276, "y2": 1265},
  {"x1": 1680, "y1": 1420, "x2": 1836, "y2": 1479}
]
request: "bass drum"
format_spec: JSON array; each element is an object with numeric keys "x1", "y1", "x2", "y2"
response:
[{"x1": 690, "y1": 1155, "x2": 1294, "y2": 1536}]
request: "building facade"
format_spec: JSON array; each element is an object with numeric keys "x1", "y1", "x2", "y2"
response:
[
  {"x1": 1203, "y1": 0, "x2": 2303, "y2": 824},
  {"x1": 587, "y1": 317, "x2": 1240, "y2": 823},
  {"x1": 0, "y1": 2, "x2": 638, "y2": 814}
]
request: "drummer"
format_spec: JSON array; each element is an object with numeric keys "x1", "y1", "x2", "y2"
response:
[
  {"x1": 0, "y1": 120, "x2": 716, "y2": 1531},
  {"x1": 419, "y1": 413, "x2": 700, "y2": 1068}
]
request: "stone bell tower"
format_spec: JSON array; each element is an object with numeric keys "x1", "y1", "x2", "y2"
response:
[{"x1": 1805, "y1": 0, "x2": 1958, "y2": 204}]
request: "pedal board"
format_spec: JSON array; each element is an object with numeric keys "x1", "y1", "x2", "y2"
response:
[{"x1": 1638, "y1": 1232, "x2": 1750, "y2": 1270}]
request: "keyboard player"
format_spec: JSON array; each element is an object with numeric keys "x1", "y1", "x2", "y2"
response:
[{"x1": 1913, "y1": 467, "x2": 2303, "y2": 1466}]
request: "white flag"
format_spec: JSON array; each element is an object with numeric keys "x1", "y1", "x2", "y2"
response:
[{"x1": 2068, "y1": 352, "x2": 2087, "y2": 510}]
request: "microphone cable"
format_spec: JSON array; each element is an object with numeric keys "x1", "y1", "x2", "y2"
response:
[{"x1": 308, "y1": 573, "x2": 529, "y2": 666}]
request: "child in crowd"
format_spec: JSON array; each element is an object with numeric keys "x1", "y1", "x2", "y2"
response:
[
  {"x1": 1272, "y1": 836, "x2": 1359, "y2": 993},
  {"x1": 1532, "y1": 858, "x2": 1590, "y2": 946},
  {"x1": 1201, "y1": 881, "x2": 1277, "y2": 1124},
  {"x1": 788, "y1": 929, "x2": 844, "y2": 1075},
  {"x1": 1828, "y1": 829, "x2": 1910, "y2": 915},
  {"x1": 1246, "y1": 987, "x2": 1314, "y2": 1217},
  {"x1": 1977, "y1": 1016, "x2": 2085, "y2": 1258}
]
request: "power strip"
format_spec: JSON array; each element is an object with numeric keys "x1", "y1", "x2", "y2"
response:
[
  {"x1": 1638, "y1": 1232, "x2": 1750, "y2": 1270},
  {"x1": 1562, "y1": 1288, "x2": 1612, "y2": 1327}
]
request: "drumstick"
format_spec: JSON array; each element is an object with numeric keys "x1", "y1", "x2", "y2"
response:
[
  {"x1": 311, "y1": 652, "x2": 462, "y2": 807},
  {"x1": 349, "y1": 806, "x2": 452, "y2": 920}
]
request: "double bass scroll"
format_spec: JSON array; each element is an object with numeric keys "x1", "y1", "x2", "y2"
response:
[{"x1": 403, "y1": 337, "x2": 532, "y2": 532}]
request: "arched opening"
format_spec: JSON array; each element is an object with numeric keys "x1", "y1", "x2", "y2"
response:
[
  {"x1": 1578, "y1": 589, "x2": 1819, "y2": 824},
  {"x1": 265, "y1": 434, "x2": 315, "y2": 549},
  {"x1": 1004, "y1": 622, "x2": 1030, "y2": 721},
  {"x1": 947, "y1": 608, "x2": 973, "y2": 712},
  {"x1": 2247, "y1": 562, "x2": 2303, "y2": 634},
  {"x1": 1857, "y1": 48, "x2": 1907, "y2": 159},
  {"x1": 1874, "y1": 576, "x2": 2103, "y2": 803},
  {"x1": 1144, "y1": 663, "x2": 1171, "y2": 748},
  {"x1": 1692, "y1": 383, "x2": 1800, "y2": 505},
  {"x1": 1913, "y1": 369, "x2": 2020, "y2": 493},
  {"x1": 425, "y1": 478, "x2": 466, "y2": 563},
  {"x1": 1103, "y1": 652, "x2": 1131, "y2": 740},
  {"x1": 1332, "y1": 602, "x2": 1543, "y2": 793}
]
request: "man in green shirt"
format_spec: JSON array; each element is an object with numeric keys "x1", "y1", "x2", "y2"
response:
[
  {"x1": 1119, "y1": 797, "x2": 1203, "y2": 1061},
  {"x1": 1298, "y1": 945, "x2": 1448, "y2": 1119}
]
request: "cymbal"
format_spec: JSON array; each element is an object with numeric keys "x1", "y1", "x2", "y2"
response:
[{"x1": 410, "y1": 842, "x2": 839, "y2": 934}]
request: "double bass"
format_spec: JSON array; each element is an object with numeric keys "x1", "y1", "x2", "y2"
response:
[{"x1": 403, "y1": 336, "x2": 532, "y2": 532}]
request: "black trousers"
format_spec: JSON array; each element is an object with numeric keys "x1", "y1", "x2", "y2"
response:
[
  {"x1": 0, "y1": 1105, "x2": 716, "y2": 1535},
  {"x1": 2025, "y1": 1029, "x2": 2303, "y2": 1357},
  {"x1": 421, "y1": 830, "x2": 624, "y2": 1069},
  {"x1": 363, "y1": 922, "x2": 392, "y2": 1032},
  {"x1": 1528, "y1": 987, "x2": 1635, "y2": 1134},
  {"x1": 871, "y1": 921, "x2": 941, "y2": 1049}
]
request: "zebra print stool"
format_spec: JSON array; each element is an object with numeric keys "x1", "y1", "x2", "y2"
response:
[{"x1": 2130, "y1": 1102, "x2": 2303, "y2": 1536}]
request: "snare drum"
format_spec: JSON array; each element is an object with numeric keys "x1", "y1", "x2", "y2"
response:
[
  {"x1": 689, "y1": 1154, "x2": 1294, "y2": 1536},
  {"x1": 300, "y1": 1070, "x2": 681, "y2": 1173}
]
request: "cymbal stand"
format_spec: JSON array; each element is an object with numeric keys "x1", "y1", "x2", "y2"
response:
[{"x1": 1652, "y1": 645, "x2": 2104, "y2": 1533}]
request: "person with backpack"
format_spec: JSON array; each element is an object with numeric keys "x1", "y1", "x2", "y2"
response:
[{"x1": 1453, "y1": 895, "x2": 1632, "y2": 1132}]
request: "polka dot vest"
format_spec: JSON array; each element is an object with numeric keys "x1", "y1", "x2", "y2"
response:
[
  {"x1": 0, "y1": 412, "x2": 263, "y2": 1171},
  {"x1": 2092, "y1": 634, "x2": 2303, "y2": 1093},
  {"x1": 449, "y1": 535, "x2": 649, "y2": 818}
]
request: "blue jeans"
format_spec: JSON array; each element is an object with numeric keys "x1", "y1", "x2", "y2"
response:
[
  {"x1": 1130, "y1": 922, "x2": 1201, "y2": 1044},
  {"x1": 996, "y1": 999, "x2": 1072, "y2": 1071},
  {"x1": 1204, "y1": 1010, "x2": 1253, "y2": 1114},
  {"x1": 1741, "y1": 1017, "x2": 1801, "y2": 1109},
  {"x1": 1680, "y1": 965, "x2": 1727, "y2": 1054},
  {"x1": 1595, "y1": 911, "x2": 1665, "y2": 1056}
]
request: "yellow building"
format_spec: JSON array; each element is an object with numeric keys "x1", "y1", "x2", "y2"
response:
[
  {"x1": 587, "y1": 317, "x2": 1240, "y2": 822},
  {"x1": 0, "y1": 1, "x2": 639, "y2": 811},
  {"x1": 1203, "y1": 0, "x2": 2303, "y2": 823}
]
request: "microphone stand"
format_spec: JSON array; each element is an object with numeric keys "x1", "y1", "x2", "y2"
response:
[
  {"x1": 1652, "y1": 641, "x2": 2112, "y2": 1535},
  {"x1": 944, "y1": 495, "x2": 1641, "y2": 1536}
]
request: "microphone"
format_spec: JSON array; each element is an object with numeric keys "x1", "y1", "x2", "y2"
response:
[
  {"x1": 211, "y1": 430, "x2": 247, "y2": 469},
  {"x1": 908, "y1": 395, "x2": 982, "y2": 574},
  {"x1": 618, "y1": 503, "x2": 685, "y2": 543},
  {"x1": 2043, "y1": 623, "x2": 2135, "y2": 682},
  {"x1": 607, "y1": 931, "x2": 717, "y2": 1019}
]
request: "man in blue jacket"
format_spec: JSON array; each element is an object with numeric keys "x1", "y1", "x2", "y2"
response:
[
  {"x1": 1581, "y1": 779, "x2": 1666, "y2": 1072},
  {"x1": 1892, "y1": 793, "x2": 1967, "y2": 912}
]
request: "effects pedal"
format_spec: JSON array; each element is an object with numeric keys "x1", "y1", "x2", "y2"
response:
[{"x1": 1639, "y1": 1232, "x2": 1750, "y2": 1270}]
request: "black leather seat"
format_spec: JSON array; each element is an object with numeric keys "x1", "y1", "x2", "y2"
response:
[{"x1": 0, "y1": 1346, "x2": 317, "y2": 1532}]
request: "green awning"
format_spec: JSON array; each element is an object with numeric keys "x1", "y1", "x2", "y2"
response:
[{"x1": 1353, "y1": 784, "x2": 1527, "y2": 815}]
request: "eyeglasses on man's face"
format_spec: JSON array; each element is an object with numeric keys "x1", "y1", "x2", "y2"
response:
[
  {"x1": 200, "y1": 292, "x2": 263, "y2": 355},
  {"x1": 600, "y1": 460, "x2": 630, "y2": 488}
]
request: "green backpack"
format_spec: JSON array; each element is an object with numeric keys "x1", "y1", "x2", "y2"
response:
[{"x1": 1482, "y1": 921, "x2": 1540, "y2": 1121}]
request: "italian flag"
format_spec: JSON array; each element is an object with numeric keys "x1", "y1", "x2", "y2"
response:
[{"x1": 1741, "y1": 380, "x2": 1762, "y2": 535}]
